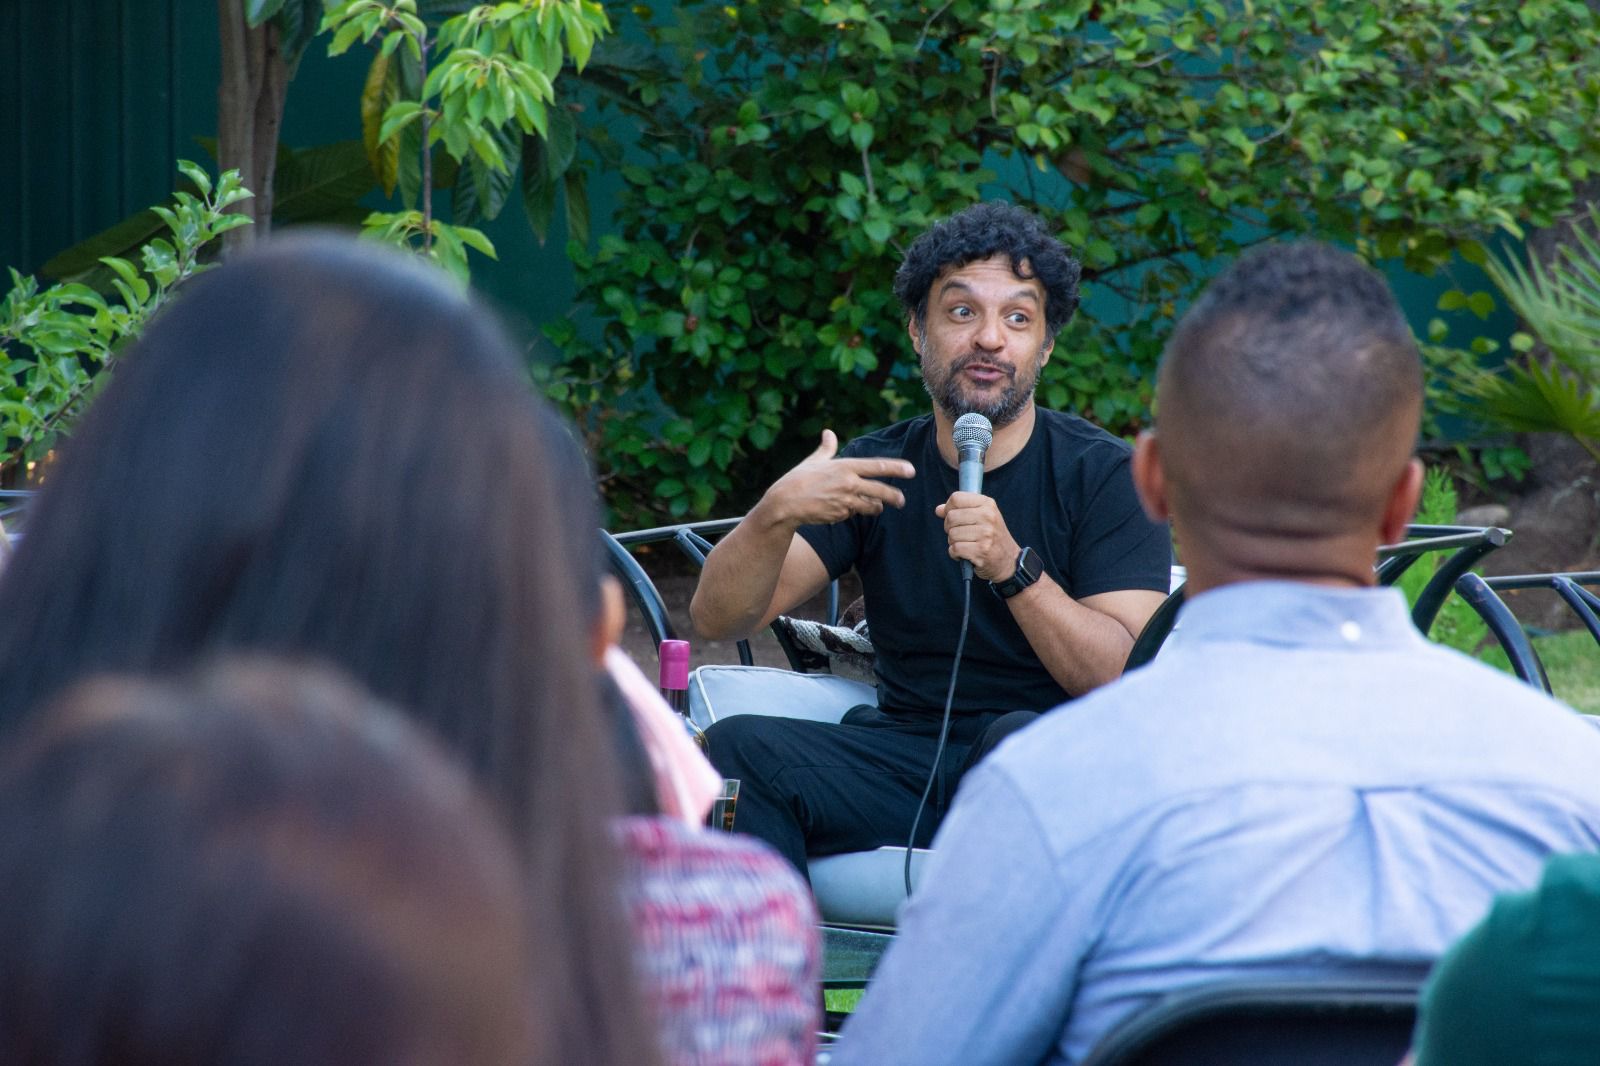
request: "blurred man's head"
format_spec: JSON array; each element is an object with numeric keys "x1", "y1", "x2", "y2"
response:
[{"x1": 1134, "y1": 242, "x2": 1424, "y2": 590}]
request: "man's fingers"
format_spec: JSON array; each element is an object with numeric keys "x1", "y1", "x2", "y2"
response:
[
  {"x1": 856, "y1": 495, "x2": 886, "y2": 516},
  {"x1": 808, "y1": 429, "x2": 840, "y2": 462},
  {"x1": 849, "y1": 476, "x2": 906, "y2": 509},
  {"x1": 837, "y1": 456, "x2": 916, "y2": 480}
]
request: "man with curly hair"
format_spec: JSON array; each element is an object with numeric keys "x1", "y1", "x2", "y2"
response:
[{"x1": 691, "y1": 201, "x2": 1172, "y2": 875}]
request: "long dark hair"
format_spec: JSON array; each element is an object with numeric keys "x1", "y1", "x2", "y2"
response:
[
  {"x1": 0, "y1": 659, "x2": 536, "y2": 1066},
  {"x1": 0, "y1": 234, "x2": 659, "y2": 1066}
]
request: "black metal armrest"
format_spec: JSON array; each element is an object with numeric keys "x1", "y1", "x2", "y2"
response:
[
  {"x1": 1464, "y1": 570, "x2": 1600, "y2": 696},
  {"x1": 1452, "y1": 573, "x2": 1551, "y2": 692},
  {"x1": 665, "y1": 521, "x2": 843, "y2": 673},
  {"x1": 1375, "y1": 525, "x2": 1511, "y2": 636},
  {"x1": 1484, "y1": 571, "x2": 1600, "y2": 646},
  {"x1": 668, "y1": 527, "x2": 755, "y2": 667},
  {"x1": 604, "y1": 518, "x2": 843, "y2": 672},
  {"x1": 600, "y1": 529, "x2": 676, "y2": 651}
]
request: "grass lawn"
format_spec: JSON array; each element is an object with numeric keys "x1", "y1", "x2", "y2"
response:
[
  {"x1": 825, "y1": 988, "x2": 863, "y2": 1012},
  {"x1": 1514, "y1": 629, "x2": 1600, "y2": 714}
]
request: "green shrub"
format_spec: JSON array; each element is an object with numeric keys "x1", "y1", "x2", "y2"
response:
[
  {"x1": 547, "y1": 0, "x2": 1600, "y2": 525},
  {"x1": 1, "y1": 163, "x2": 253, "y2": 475},
  {"x1": 1395, "y1": 467, "x2": 1492, "y2": 657}
]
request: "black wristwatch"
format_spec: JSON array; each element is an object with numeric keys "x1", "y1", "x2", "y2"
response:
[{"x1": 990, "y1": 546, "x2": 1043, "y2": 599}]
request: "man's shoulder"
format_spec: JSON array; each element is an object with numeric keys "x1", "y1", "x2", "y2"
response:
[
  {"x1": 839, "y1": 415, "x2": 932, "y2": 458},
  {"x1": 986, "y1": 637, "x2": 1600, "y2": 800},
  {"x1": 1034, "y1": 408, "x2": 1134, "y2": 457}
]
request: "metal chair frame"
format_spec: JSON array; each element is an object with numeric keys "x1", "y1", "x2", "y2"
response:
[
  {"x1": 605, "y1": 517, "x2": 844, "y2": 673},
  {"x1": 1454, "y1": 570, "x2": 1600, "y2": 693}
]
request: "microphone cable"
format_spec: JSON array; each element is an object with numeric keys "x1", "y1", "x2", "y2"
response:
[{"x1": 904, "y1": 573, "x2": 974, "y2": 897}]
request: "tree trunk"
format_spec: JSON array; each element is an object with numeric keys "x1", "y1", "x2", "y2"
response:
[{"x1": 217, "y1": 0, "x2": 289, "y2": 254}]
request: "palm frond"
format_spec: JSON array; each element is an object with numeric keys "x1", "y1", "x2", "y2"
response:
[{"x1": 1483, "y1": 206, "x2": 1600, "y2": 377}]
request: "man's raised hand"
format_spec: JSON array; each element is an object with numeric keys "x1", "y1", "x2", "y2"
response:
[{"x1": 760, "y1": 430, "x2": 916, "y2": 529}]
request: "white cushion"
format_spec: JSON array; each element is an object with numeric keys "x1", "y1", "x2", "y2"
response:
[
  {"x1": 810, "y1": 847, "x2": 930, "y2": 930},
  {"x1": 687, "y1": 665, "x2": 877, "y2": 731}
]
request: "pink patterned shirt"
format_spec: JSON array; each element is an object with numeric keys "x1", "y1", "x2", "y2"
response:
[{"x1": 618, "y1": 816, "x2": 821, "y2": 1066}]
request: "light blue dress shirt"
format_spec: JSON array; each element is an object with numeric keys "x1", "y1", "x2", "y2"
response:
[{"x1": 834, "y1": 582, "x2": 1600, "y2": 1066}]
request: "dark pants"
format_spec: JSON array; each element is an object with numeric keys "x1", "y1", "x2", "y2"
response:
[{"x1": 703, "y1": 705, "x2": 1041, "y2": 877}]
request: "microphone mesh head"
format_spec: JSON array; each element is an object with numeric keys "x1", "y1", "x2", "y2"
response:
[{"x1": 951, "y1": 412, "x2": 993, "y2": 452}]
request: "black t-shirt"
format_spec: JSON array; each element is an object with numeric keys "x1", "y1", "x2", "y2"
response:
[{"x1": 798, "y1": 410, "x2": 1171, "y2": 716}]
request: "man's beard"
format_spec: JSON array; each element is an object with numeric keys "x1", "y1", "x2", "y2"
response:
[{"x1": 920, "y1": 346, "x2": 1043, "y2": 428}]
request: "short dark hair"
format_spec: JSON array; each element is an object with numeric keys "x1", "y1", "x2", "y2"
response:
[
  {"x1": 0, "y1": 234, "x2": 660, "y2": 1066},
  {"x1": 894, "y1": 201, "x2": 1082, "y2": 334},
  {"x1": 0, "y1": 660, "x2": 535, "y2": 1066},
  {"x1": 1157, "y1": 241, "x2": 1423, "y2": 526}
]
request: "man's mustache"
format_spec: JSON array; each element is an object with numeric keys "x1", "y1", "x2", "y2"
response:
[{"x1": 948, "y1": 352, "x2": 1016, "y2": 381}]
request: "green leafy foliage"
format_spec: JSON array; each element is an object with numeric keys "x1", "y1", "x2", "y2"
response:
[
  {"x1": 548, "y1": 0, "x2": 1600, "y2": 524},
  {"x1": 1464, "y1": 207, "x2": 1600, "y2": 464},
  {"x1": 1395, "y1": 467, "x2": 1492, "y2": 658},
  {"x1": 0, "y1": 164, "x2": 254, "y2": 474},
  {"x1": 320, "y1": 0, "x2": 610, "y2": 276}
]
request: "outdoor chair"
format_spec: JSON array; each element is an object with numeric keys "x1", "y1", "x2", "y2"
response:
[{"x1": 1077, "y1": 975, "x2": 1423, "y2": 1066}]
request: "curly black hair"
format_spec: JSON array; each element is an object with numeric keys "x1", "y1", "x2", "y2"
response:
[{"x1": 893, "y1": 201, "x2": 1082, "y2": 335}]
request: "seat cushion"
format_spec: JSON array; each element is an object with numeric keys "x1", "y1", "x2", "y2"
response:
[
  {"x1": 809, "y1": 847, "x2": 931, "y2": 931},
  {"x1": 687, "y1": 668, "x2": 927, "y2": 928},
  {"x1": 687, "y1": 665, "x2": 877, "y2": 730}
]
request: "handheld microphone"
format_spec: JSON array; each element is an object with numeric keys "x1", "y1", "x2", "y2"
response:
[{"x1": 951, "y1": 413, "x2": 993, "y2": 581}]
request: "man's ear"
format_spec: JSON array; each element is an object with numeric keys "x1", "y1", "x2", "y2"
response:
[
  {"x1": 906, "y1": 315, "x2": 922, "y2": 353},
  {"x1": 1131, "y1": 431, "x2": 1170, "y2": 524},
  {"x1": 1379, "y1": 458, "x2": 1425, "y2": 548},
  {"x1": 593, "y1": 575, "x2": 627, "y2": 665}
]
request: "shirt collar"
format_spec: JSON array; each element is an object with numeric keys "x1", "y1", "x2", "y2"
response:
[{"x1": 1172, "y1": 581, "x2": 1427, "y2": 652}]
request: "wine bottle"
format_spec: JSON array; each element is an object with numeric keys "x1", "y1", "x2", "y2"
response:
[{"x1": 658, "y1": 639, "x2": 706, "y2": 750}]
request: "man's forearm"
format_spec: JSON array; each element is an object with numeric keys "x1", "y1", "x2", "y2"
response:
[
  {"x1": 1004, "y1": 576, "x2": 1140, "y2": 697},
  {"x1": 689, "y1": 502, "x2": 796, "y2": 641},
  {"x1": 692, "y1": 429, "x2": 911, "y2": 640}
]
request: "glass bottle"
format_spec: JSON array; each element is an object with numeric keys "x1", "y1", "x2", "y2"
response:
[{"x1": 657, "y1": 639, "x2": 706, "y2": 750}]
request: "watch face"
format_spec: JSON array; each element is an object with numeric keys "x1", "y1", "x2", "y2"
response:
[{"x1": 1018, "y1": 547, "x2": 1042, "y2": 583}]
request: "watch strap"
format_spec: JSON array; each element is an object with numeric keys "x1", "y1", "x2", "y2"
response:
[{"x1": 990, "y1": 546, "x2": 1041, "y2": 599}]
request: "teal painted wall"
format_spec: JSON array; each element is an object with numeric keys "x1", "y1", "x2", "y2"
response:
[
  {"x1": 1, "y1": 0, "x2": 588, "y2": 348},
  {"x1": 2, "y1": 1, "x2": 215, "y2": 275}
]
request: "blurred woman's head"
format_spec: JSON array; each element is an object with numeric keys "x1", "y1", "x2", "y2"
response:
[
  {"x1": 0, "y1": 659, "x2": 535, "y2": 1066},
  {"x1": 0, "y1": 233, "x2": 657, "y2": 1064}
]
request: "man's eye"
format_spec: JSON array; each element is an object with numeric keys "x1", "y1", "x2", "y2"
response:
[
  {"x1": 1007, "y1": 312, "x2": 1030, "y2": 325},
  {"x1": 951, "y1": 306, "x2": 973, "y2": 318}
]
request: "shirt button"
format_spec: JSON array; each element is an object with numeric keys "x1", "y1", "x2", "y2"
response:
[{"x1": 1340, "y1": 621, "x2": 1362, "y2": 643}]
